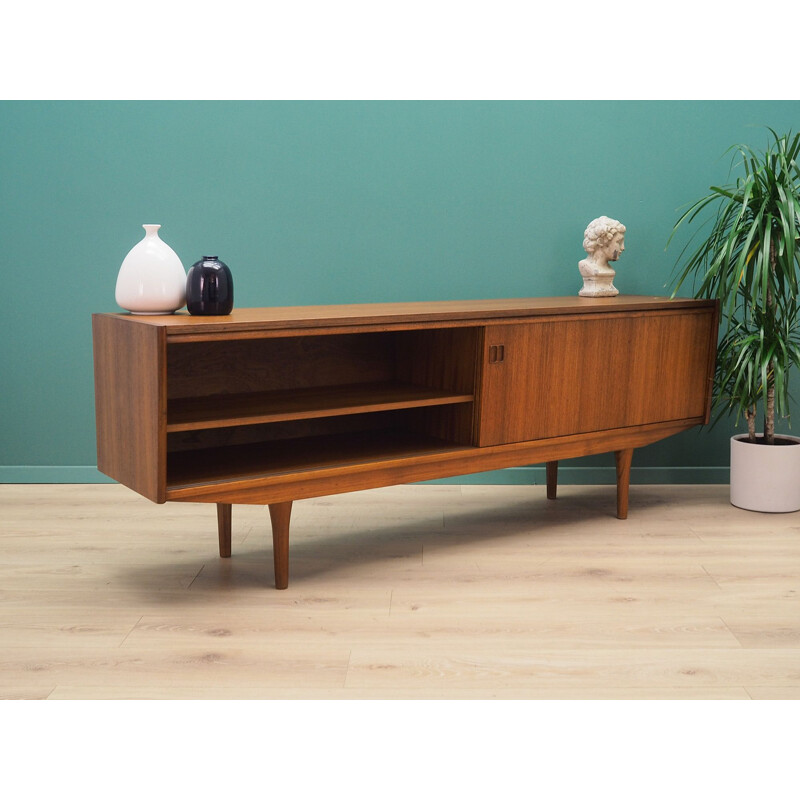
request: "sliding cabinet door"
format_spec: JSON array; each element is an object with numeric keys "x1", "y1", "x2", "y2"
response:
[{"x1": 476, "y1": 309, "x2": 716, "y2": 447}]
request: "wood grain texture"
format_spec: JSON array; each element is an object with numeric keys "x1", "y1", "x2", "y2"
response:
[
  {"x1": 167, "y1": 429, "x2": 473, "y2": 492},
  {"x1": 546, "y1": 461, "x2": 558, "y2": 500},
  {"x1": 269, "y1": 502, "x2": 293, "y2": 590},
  {"x1": 41, "y1": 686, "x2": 752, "y2": 700},
  {"x1": 477, "y1": 309, "x2": 716, "y2": 446},
  {"x1": 166, "y1": 332, "x2": 397, "y2": 399},
  {"x1": 92, "y1": 314, "x2": 166, "y2": 503},
  {"x1": 164, "y1": 418, "x2": 697, "y2": 504},
  {"x1": 94, "y1": 296, "x2": 717, "y2": 340},
  {"x1": 217, "y1": 503, "x2": 232, "y2": 558},
  {"x1": 703, "y1": 300, "x2": 721, "y2": 424},
  {"x1": 94, "y1": 301, "x2": 717, "y2": 510},
  {"x1": 167, "y1": 382, "x2": 473, "y2": 432},
  {"x1": 2, "y1": 483, "x2": 798, "y2": 700},
  {"x1": 396, "y1": 327, "x2": 480, "y2": 445},
  {"x1": 92, "y1": 298, "x2": 719, "y2": 590},
  {"x1": 615, "y1": 448, "x2": 633, "y2": 519},
  {"x1": 342, "y1": 646, "x2": 800, "y2": 691}
]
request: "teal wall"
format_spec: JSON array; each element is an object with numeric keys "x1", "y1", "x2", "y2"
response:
[{"x1": 2, "y1": 101, "x2": 799, "y2": 484}]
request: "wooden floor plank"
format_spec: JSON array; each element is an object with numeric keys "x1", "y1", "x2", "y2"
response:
[
  {"x1": 343, "y1": 646, "x2": 800, "y2": 691},
  {"x1": 0, "y1": 608, "x2": 142, "y2": 648},
  {"x1": 745, "y1": 687, "x2": 800, "y2": 699},
  {"x1": 0, "y1": 643, "x2": 350, "y2": 690},
  {"x1": 0, "y1": 685, "x2": 56, "y2": 700},
  {"x1": 46, "y1": 685, "x2": 753, "y2": 700},
  {"x1": 2, "y1": 482, "x2": 799, "y2": 699}
]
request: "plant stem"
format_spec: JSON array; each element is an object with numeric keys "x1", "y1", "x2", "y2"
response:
[
  {"x1": 746, "y1": 406, "x2": 757, "y2": 442},
  {"x1": 765, "y1": 386, "x2": 775, "y2": 444},
  {"x1": 766, "y1": 240, "x2": 777, "y2": 445}
]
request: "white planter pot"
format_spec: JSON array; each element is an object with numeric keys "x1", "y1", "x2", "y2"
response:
[
  {"x1": 730, "y1": 434, "x2": 800, "y2": 512},
  {"x1": 115, "y1": 224, "x2": 186, "y2": 314}
]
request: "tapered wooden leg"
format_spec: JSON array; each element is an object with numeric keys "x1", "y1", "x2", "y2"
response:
[
  {"x1": 546, "y1": 460, "x2": 558, "y2": 500},
  {"x1": 268, "y1": 501, "x2": 293, "y2": 590},
  {"x1": 614, "y1": 448, "x2": 633, "y2": 520},
  {"x1": 216, "y1": 503, "x2": 232, "y2": 558}
]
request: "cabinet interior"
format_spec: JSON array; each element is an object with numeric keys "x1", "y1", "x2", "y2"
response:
[{"x1": 165, "y1": 327, "x2": 480, "y2": 488}]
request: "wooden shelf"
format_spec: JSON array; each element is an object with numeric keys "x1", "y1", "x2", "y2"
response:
[
  {"x1": 166, "y1": 428, "x2": 474, "y2": 490},
  {"x1": 167, "y1": 381, "x2": 474, "y2": 433}
]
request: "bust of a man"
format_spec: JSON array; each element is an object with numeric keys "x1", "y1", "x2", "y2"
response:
[{"x1": 578, "y1": 216, "x2": 626, "y2": 297}]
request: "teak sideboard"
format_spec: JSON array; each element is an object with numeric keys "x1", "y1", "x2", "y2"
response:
[{"x1": 92, "y1": 296, "x2": 719, "y2": 589}]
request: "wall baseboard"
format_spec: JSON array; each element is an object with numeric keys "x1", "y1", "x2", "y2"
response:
[{"x1": 0, "y1": 465, "x2": 730, "y2": 485}]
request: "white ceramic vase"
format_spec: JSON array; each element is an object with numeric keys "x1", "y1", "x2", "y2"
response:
[
  {"x1": 115, "y1": 224, "x2": 186, "y2": 314},
  {"x1": 730, "y1": 433, "x2": 800, "y2": 512}
]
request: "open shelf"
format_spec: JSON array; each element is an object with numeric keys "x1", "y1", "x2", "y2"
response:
[
  {"x1": 166, "y1": 428, "x2": 474, "y2": 491},
  {"x1": 167, "y1": 381, "x2": 474, "y2": 433}
]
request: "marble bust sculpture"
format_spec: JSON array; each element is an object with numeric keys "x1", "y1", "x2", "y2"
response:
[{"x1": 578, "y1": 216, "x2": 626, "y2": 297}]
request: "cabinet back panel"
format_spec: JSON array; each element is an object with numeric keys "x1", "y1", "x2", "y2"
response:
[
  {"x1": 167, "y1": 333, "x2": 396, "y2": 399},
  {"x1": 166, "y1": 410, "x2": 409, "y2": 453}
]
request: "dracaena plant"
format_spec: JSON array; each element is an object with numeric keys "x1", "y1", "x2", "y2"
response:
[{"x1": 669, "y1": 128, "x2": 800, "y2": 444}]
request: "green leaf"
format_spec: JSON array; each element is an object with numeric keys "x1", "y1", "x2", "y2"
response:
[{"x1": 667, "y1": 128, "x2": 800, "y2": 438}]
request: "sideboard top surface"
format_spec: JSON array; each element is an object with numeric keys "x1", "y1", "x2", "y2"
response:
[{"x1": 94, "y1": 296, "x2": 717, "y2": 336}]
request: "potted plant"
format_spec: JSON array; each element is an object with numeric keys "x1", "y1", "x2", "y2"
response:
[{"x1": 669, "y1": 128, "x2": 800, "y2": 512}]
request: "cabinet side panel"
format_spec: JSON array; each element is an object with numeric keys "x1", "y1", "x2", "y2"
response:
[
  {"x1": 92, "y1": 315, "x2": 166, "y2": 502},
  {"x1": 395, "y1": 327, "x2": 480, "y2": 444},
  {"x1": 395, "y1": 328, "x2": 479, "y2": 394},
  {"x1": 703, "y1": 301, "x2": 720, "y2": 424},
  {"x1": 477, "y1": 310, "x2": 716, "y2": 446}
]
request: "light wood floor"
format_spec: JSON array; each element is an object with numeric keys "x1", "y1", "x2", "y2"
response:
[{"x1": 1, "y1": 482, "x2": 799, "y2": 700}]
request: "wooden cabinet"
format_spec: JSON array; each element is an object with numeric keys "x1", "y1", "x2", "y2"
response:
[{"x1": 92, "y1": 296, "x2": 718, "y2": 589}]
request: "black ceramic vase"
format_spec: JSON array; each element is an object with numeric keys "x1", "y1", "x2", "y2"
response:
[{"x1": 186, "y1": 256, "x2": 234, "y2": 316}]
